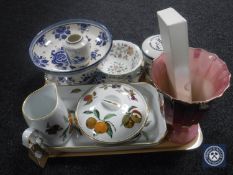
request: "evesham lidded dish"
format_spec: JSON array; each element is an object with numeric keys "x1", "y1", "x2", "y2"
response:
[
  {"x1": 75, "y1": 83, "x2": 149, "y2": 144},
  {"x1": 29, "y1": 19, "x2": 112, "y2": 85}
]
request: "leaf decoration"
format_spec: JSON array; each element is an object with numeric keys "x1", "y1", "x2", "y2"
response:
[
  {"x1": 68, "y1": 109, "x2": 75, "y2": 114},
  {"x1": 83, "y1": 111, "x2": 93, "y2": 114},
  {"x1": 124, "y1": 88, "x2": 129, "y2": 93},
  {"x1": 141, "y1": 131, "x2": 149, "y2": 141},
  {"x1": 93, "y1": 109, "x2": 100, "y2": 119},
  {"x1": 103, "y1": 114, "x2": 116, "y2": 120},
  {"x1": 46, "y1": 123, "x2": 63, "y2": 135},
  {"x1": 60, "y1": 126, "x2": 69, "y2": 141},
  {"x1": 128, "y1": 106, "x2": 137, "y2": 112},
  {"x1": 71, "y1": 88, "x2": 81, "y2": 93},
  {"x1": 107, "y1": 121, "x2": 116, "y2": 132},
  {"x1": 76, "y1": 128, "x2": 83, "y2": 135},
  {"x1": 63, "y1": 116, "x2": 68, "y2": 123},
  {"x1": 68, "y1": 126, "x2": 73, "y2": 134},
  {"x1": 106, "y1": 123, "x2": 113, "y2": 138},
  {"x1": 144, "y1": 120, "x2": 151, "y2": 127}
]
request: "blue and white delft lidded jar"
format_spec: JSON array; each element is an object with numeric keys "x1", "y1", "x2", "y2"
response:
[{"x1": 29, "y1": 19, "x2": 112, "y2": 85}]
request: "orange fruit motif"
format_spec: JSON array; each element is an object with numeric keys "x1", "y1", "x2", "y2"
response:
[
  {"x1": 94, "y1": 121, "x2": 108, "y2": 133},
  {"x1": 84, "y1": 95, "x2": 93, "y2": 102},
  {"x1": 86, "y1": 117, "x2": 97, "y2": 129}
]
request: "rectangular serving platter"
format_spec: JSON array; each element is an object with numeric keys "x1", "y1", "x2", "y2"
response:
[
  {"x1": 47, "y1": 126, "x2": 202, "y2": 157},
  {"x1": 44, "y1": 82, "x2": 203, "y2": 153},
  {"x1": 28, "y1": 82, "x2": 203, "y2": 167}
]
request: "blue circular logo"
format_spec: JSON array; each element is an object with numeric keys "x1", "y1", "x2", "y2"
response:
[{"x1": 204, "y1": 146, "x2": 225, "y2": 167}]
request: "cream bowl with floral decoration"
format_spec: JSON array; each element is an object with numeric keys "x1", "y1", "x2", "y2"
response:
[
  {"x1": 97, "y1": 40, "x2": 144, "y2": 83},
  {"x1": 75, "y1": 83, "x2": 149, "y2": 144}
]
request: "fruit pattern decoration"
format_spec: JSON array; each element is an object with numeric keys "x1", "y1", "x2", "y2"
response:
[
  {"x1": 84, "y1": 109, "x2": 116, "y2": 138},
  {"x1": 83, "y1": 91, "x2": 96, "y2": 105},
  {"x1": 121, "y1": 106, "x2": 142, "y2": 128}
]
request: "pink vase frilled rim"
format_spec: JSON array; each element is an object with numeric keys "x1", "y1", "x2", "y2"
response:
[{"x1": 151, "y1": 47, "x2": 231, "y2": 104}]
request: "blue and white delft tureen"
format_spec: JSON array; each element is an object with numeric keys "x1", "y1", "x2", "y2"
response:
[{"x1": 29, "y1": 19, "x2": 112, "y2": 85}]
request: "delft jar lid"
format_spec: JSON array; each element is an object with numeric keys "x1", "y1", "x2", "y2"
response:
[
  {"x1": 97, "y1": 40, "x2": 143, "y2": 76},
  {"x1": 29, "y1": 19, "x2": 112, "y2": 74},
  {"x1": 75, "y1": 83, "x2": 149, "y2": 144},
  {"x1": 142, "y1": 35, "x2": 163, "y2": 60}
]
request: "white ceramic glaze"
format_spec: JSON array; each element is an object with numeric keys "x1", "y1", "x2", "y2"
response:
[
  {"x1": 39, "y1": 82, "x2": 167, "y2": 152},
  {"x1": 22, "y1": 83, "x2": 72, "y2": 146},
  {"x1": 142, "y1": 35, "x2": 163, "y2": 79},
  {"x1": 157, "y1": 8, "x2": 191, "y2": 102},
  {"x1": 75, "y1": 83, "x2": 148, "y2": 144},
  {"x1": 63, "y1": 34, "x2": 90, "y2": 67},
  {"x1": 29, "y1": 19, "x2": 112, "y2": 85},
  {"x1": 97, "y1": 40, "x2": 143, "y2": 83},
  {"x1": 142, "y1": 35, "x2": 163, "y2": 63},
  {"x1": 45, "y1": 65, "x2": 97, "y2": 85},
  {"x1": 22, "y1": 128, "x2": 37, "y2": 148},
  {"x1": 22, "y1": 128, "x2": 45, "y2": 149}
]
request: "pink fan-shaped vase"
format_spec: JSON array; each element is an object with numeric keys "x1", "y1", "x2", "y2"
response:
[{"x1": 151, "y1": 47, "x2": 231, "y2": 144}]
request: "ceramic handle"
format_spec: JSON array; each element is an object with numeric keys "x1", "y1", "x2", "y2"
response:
[
  {"x1": 22, "y1": 128, "x2": 44, "y2": 149},
  {"x1": 102, "y1": 97, "x2": 121, "y2": 111},
  {"x1": 103, "y1": 99, "x2": 120, "y2": 107}
]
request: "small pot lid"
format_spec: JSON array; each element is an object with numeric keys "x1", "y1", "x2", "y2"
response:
[
  {"x1": 142, "y1": 35, "x2": 163, "y2": 60},
  {"x1": 97, "y1": 40, "x2": 143, "y2": 75},
  {"x1": 29, "y1": 19, "x2": 112, "y2": 73},
  {"x1": 75, "y1": 83, "x2": 148, "y2": 144}
]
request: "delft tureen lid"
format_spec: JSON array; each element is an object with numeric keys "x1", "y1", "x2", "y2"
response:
[
  {"x1": 142, "y1": 35, "x2": 163, "y2": 60},
  {"x1": 97, "y1": 40, "x2": 143, "y2": 75},
  {"x1": 75, "y1": 83, "x2": 148, "y2": 144},
  {"x1": 29, "y1": 19, "x2": 112, "y2": 73}
]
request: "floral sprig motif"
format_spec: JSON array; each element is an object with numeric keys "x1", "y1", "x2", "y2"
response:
[
  {"x1": 53, "y1": 26, "x2": 71, "y2": 40},
  {"x1": 33, "y1": 53, "x2": 49, "y2": 67}
]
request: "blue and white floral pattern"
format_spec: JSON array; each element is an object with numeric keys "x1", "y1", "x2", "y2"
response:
[
  {"x1": 85, "y1": 35, "x2": 91, "y2": 42},
  {"x1": 30, "y1": 20, "x2": 112, "y2": 74},
  {"x1": 50, "y1": 47, "x2": 69, "y2": 70},
  {"x1": 33, "y1": 53, "x2": 49, "y2": 67},
  {"x1": 91, "y1": 49, "x2": 101, "y2": 60},
  {"x1": 80, "y1": 23, "x2": 90, "y2": 33},
  {"x1": 72, "y1": 56, "x2": 86, "y2": 64},
  {"x1": 53, "y1": 26, "x2": 71, "y2": 40},
  {"x1": 78, "y1": 72, "x2": 96, "y2": 84},
  {"x1": 58, "y1": 77, "x2": 75, "y2": 85},
  {"x1": 95, "y1": 32, "x2": 108, "y2": 46},
  {"x1": 92, "y1": 72, "x2": 107, "y2": 84},
  {"x1": 36, "y1": 35, "x2": 46, "y2": 46}
]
